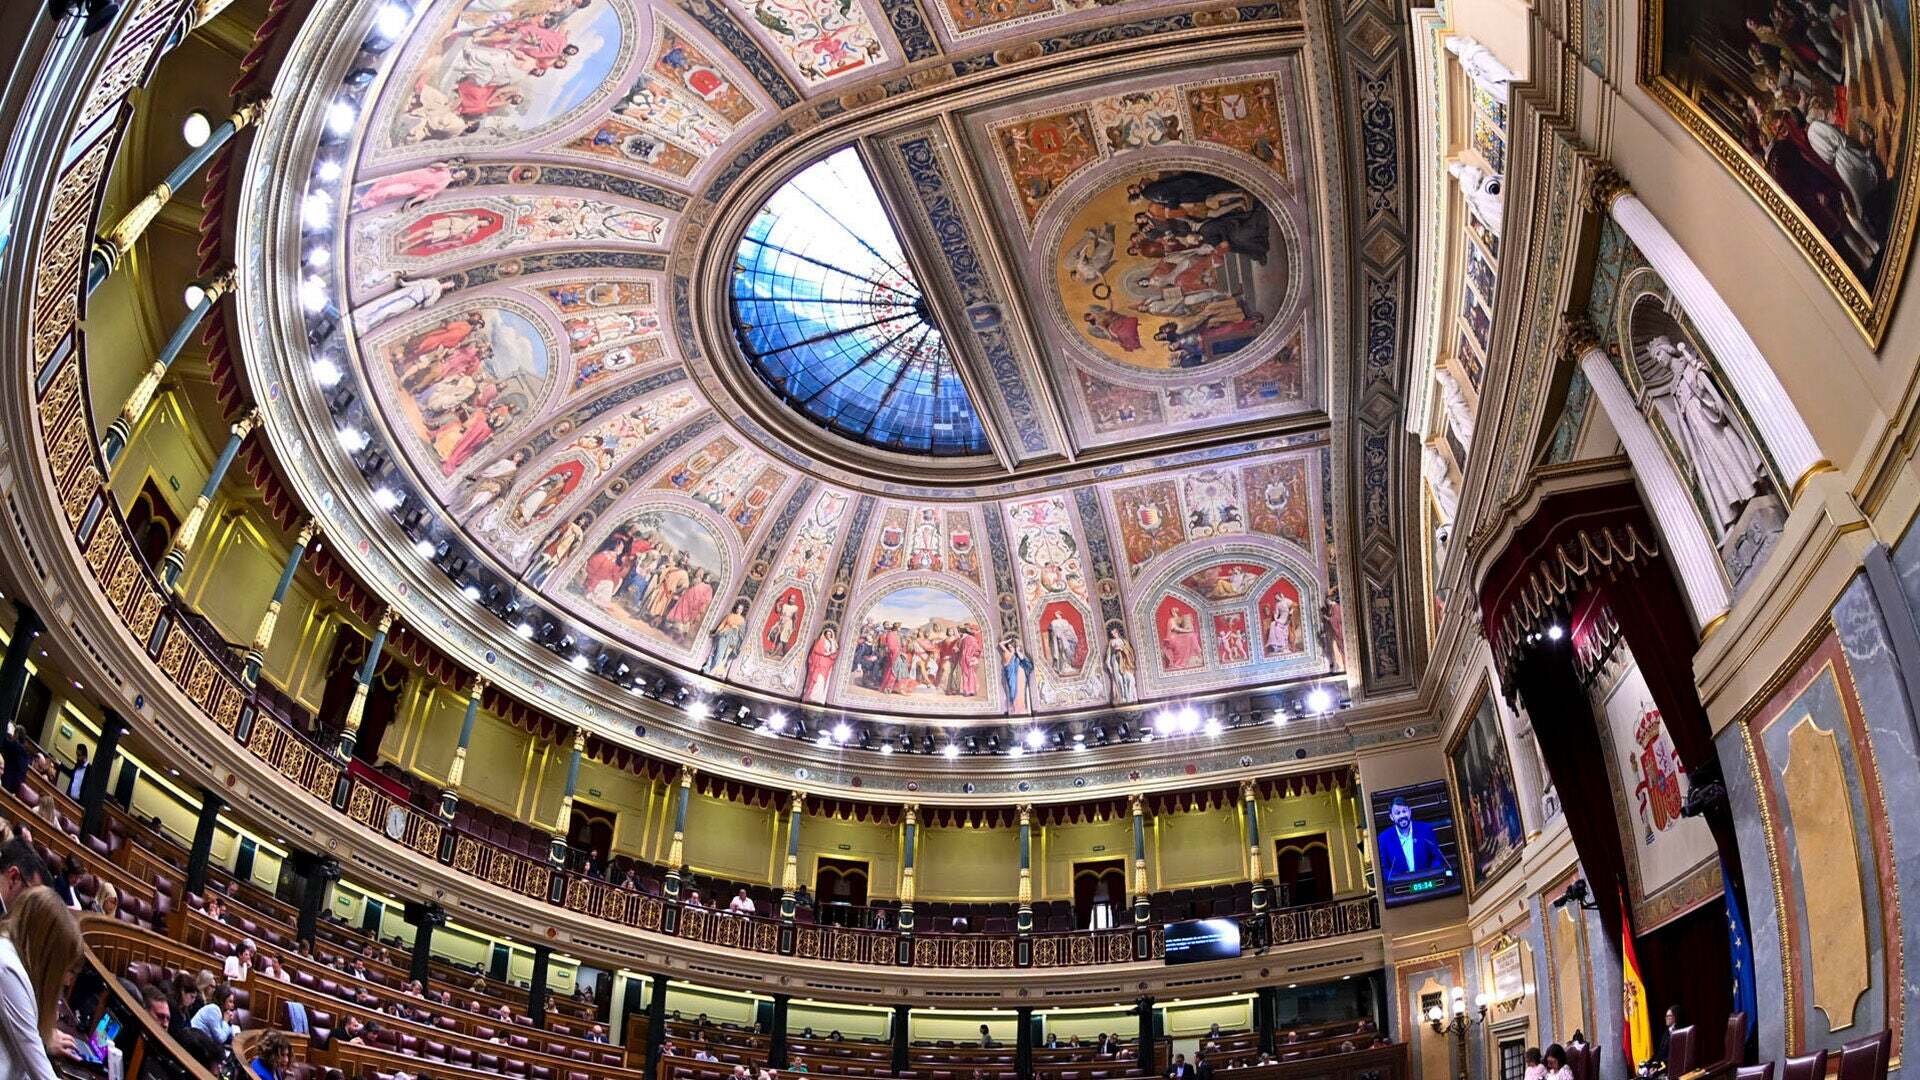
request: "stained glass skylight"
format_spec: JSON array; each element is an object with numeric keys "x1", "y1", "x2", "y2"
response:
[{"x1": 730, "y1": 148, "x2": 988, "y2": 457}]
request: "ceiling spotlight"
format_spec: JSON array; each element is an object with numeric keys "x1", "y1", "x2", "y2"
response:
[
  {"x1": 568, "y1": 653, "x2": 590, "y2": 672},
  {"x1": 1305, "y1": 688, "x2": 1335, "y2": 714},
  {"x1": 878, "y1": 742, "x2": 894, "y2": 755},
  {"x1": 411, "y1": 538, "x2": 435, "y2": 558},
  {"x1": 302, "y1": 191, "x2": 332, "y2": 229},
  {"x1": 461, "y1": 584, "x2": 482, "y2": 602},
  {"x1": 373, "y1": 2, "x2": 409, "y2": 38},
  {"x1": 312, "y1": 358, "x2": 343, "y2": 386},
  {"x1": 1072, "y1": 741, "x2": 1087, "y2": 752},
  {"x1": 831, "y1": 722, "x2": 851, "y2": 744},
  {"x1": 767, "y1": 712, "x2": 788, "y2": 734},
  {"x1": 1009, "y1": 745, "x2": 1025, "y2": 758},
  {"x1": 514, "y1": 622, "x2": 534, "y2": 639},
  {"x1": 686, "y1": 700, "x2": 711, "y2": 721},
  {"x1": 1177, "y1": 707, "x2": 1200, "y2": 734},
  {"x1": 301, "y1": 277, "x2": 328, "y2": 313},
  {"x1": 943, "y1": 743, "x2": 960, "y2": 760},
  {"x1": 182, "y1": 283, "x2": 207, "y2": 310},
  {"x1": 1203, "y1": 717, "x2": 1222, "y2": 737},
  {"x1": 314, "y1": 159, "x2": 342, "y2": 183},
  {"x1": 326, "y1": 99, "x2": 358, "y2": 136},
  {"x1": 372, "y1": 487, "x2": 401, "y2": 510},
  {"x1": 1546, "y1": 624, "x2": 1564, "y2": 641},
  {"x1": 335, "y1": 427, "x2": 369, "y2": 452},
  {"x1": 1272, "y1": 709, "x2": 1289, "y2": 725},
  {"x1": 815, "y1": 733, "x2": 833, "y2": 748},
  {"x1": 181, "y1": 110, "x2": 212, "y2": 148},
  {"x1": 1023, "y1": 728, "x2": 1044, "y2": 750}
]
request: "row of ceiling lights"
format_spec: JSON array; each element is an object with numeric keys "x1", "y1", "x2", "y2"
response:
[{"x1": 285, "y1": 12, "x2": 1351, "y2": 765}]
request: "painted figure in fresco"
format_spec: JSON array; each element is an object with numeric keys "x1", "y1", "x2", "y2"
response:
[
  {"x1": 767, "y1": 592, "x2": 803, "y2": 658},
  {"x1": 1646, "y1": 336, "x2": 1768, "y2": 535},
  {"x1": 353, "y1": 276, "x2": 451, "y2": 334},
  {"x1": 1158, "y1": 604, "x2": 1202, "y2": 671},
  {"x1": 1045, "y1": 608, "x2": 1083, "y2": 676},
  {"x1": 526, "y1": 513, "x2": 590, "y2": 587},
  {"x1": 1065, "y1": 223, "x2": 1117, "y2": 284},
  {"x1": 804, "y1": 627, "x2": 838, "y2": 701},
  {"x1": 1264, "y1": 595, "x2": 1298, "y2": 656},
  {"x1": 354, "y1": 162, "x2": 469, "y2": 210},
  {"x1": 1104, "y1": 626, "x2": 1138, "y2": 704},
  {"x1": 706, "y1": 601, "x2": 749, "y2": 674},
  {"x1": 1001, "y1": 637, "x2": 1034, "y2": 715}
]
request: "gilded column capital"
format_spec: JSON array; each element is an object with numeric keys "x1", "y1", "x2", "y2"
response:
[
  {"x1": 199, "y1": 266, "x2": 238, "y2": 306},
  {"x1": 231, "y1": 94, "x2": 273, "y2": 132},
  {"x1": 1240, "y1": 778, "x2": 1257, "y2": 801},
  {"x1": 1018, "y1": 804, "x2": 1032, "y2": 826},
  {"x1": 467, "y1": 672, "x2": 489, "y2": 698},
  {"x1": 789, "y1": 790, "x2": 806, "y2": 813},
  {"x1": 1128, "y1": 792, "x2": 1145, "y2": 816},
  {"x1": 292, "y1": 518, "x2": 319, "y2": 548},
  {"x1": 231, "y1": 408, "x2": 260, "y2": 440},
  {"x1": 1584, "y1": 164, "x2": 1631, "y2": 216},
  {"x1": 571, "y1": 728, "x2": 586, "y2": 754},
  {"x1": 1560, "y1": 314, "x2": 1604, "y2": 363},
  {"x1": 374, "y1": 607, "x2": 396, "y2": 636},
  {"x1": 903, "y1": 804, "x2": 918, "y2": 826}
]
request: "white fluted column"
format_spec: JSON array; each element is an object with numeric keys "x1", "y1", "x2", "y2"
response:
[
  {"x1": 1589, "y1": 170, "x2": 1829, "y2": 491},
  {"x1": 1574, "y1": 330, "x2": 1732, "y2": 630}
]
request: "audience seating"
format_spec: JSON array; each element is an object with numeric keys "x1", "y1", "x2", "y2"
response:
[
  {"x1": 1736, "y1": 1065, "x2": 1775, "y2": 1080},
  {"x1": 1782, "y1": 1049, "x2": 1829, "y2": 1080},
  {"x1": 1838, "y1": 1029, "x2": 1892, "y2": 1080}
]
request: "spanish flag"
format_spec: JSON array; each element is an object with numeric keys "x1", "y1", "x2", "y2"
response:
[{"x1": 1621, "y1": 882, "x2": 1652, "y2": 1068}]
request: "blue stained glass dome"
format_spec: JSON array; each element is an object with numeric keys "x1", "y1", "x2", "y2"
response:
[{"x1": 730, "y1": 148, "x2": 989, "y2": 457}]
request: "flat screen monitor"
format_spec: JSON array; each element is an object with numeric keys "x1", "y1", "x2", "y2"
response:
[
  {"x1": 1369, "y1": 780, "x2": 1464, "y2": 906},
  {"x1": 1163, "y1": 917, "x2": 1241, "y2": 964}
]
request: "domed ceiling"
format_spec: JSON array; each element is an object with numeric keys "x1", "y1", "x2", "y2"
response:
[{"x1": 238, "y1": 0, "x2": 1419, "y2": 765}]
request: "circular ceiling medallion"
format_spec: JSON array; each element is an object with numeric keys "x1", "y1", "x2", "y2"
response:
[{"x1": 1054, "y1": 167, "x2": 1287, "y2": 372}]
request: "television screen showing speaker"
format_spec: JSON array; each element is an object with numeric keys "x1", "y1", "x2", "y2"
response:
[
  {"x1": 1369, "y1": 780, "x2": 1463, "y2": 906},
  {"x1": 1163, "y1": 918, "x2": 1242, "y2": 964}
]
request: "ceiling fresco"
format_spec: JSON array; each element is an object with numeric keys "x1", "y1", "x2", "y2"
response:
[{"x1": 238, "y1": 0, "x2": 1420, "y2": 742}]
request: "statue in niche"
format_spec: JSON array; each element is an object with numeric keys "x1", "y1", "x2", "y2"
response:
[
  {"x1": 1422, "y1": 444, "x2": 1461, "y2": 523},
  {"x1": 1644, "y1": 336, "x2": 1767, "y2": 535},
  {"x1": 1448, "y1": 161, "x2": 1503, "y2": 235},
  {"x1": 1445, "y1": 35, "x2": 1515, "y2": 102},
  {"x1": 1434, "y1": 367, "x2": 1476, "y2": 449}
]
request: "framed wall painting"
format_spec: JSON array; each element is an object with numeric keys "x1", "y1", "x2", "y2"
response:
[
  {"x1": 1445, "y1": 682, "x2": 1526, "y2": 897},
  {"x1": 1638, "y1": 0, "x2": 1918, "y2": 345}
]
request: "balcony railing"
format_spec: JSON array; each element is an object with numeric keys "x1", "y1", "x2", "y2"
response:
[{"x1": 33, "y1": 343, "x2": 1382, "y2": 970}]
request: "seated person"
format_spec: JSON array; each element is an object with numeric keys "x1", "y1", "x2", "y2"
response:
[{"x1": 247, "y1": 1030, "x2": 293, "y2": 1080}]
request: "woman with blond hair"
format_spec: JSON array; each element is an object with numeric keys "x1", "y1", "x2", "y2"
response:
[
  {"x1": 0, "y1": 885, "x2": 84, "y2": 1078},
  {"x1": 92, "y1": 882, "x2": 118, "y2": 920}
]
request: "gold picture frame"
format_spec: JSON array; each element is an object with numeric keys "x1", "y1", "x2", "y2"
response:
[{"x1": 1638, "y1": 0, "x2": 1920, "y2": 346}]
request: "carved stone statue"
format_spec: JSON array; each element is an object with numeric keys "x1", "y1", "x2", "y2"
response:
[
  {"x1": 1445, "y1": 35, "x2": 1515, "y2": 103},
  {"x1": 1422, "y1": 444, "x2": 1461, "y2": 523},
  {"x1": 1645, "y1": 336, "x2": 1767, "y2": 535},
  {"x1": 1449, "y1": 161, "x2": 1504, "y2": 235},
  {"x1": 1434, "y1": 367, "x2": 1476, "y2": 448}
]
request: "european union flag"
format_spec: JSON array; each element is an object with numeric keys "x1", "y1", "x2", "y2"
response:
[{"x1": 1722, "y1": 855, "x2": 1757, "y2": 1057}]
